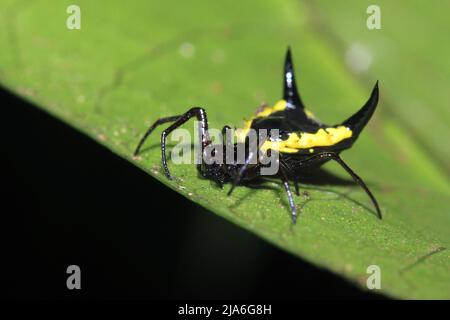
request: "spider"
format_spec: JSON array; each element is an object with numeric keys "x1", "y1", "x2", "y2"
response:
[{"x1": 134, "y1": 47, "x2": 381, "y2": 223}]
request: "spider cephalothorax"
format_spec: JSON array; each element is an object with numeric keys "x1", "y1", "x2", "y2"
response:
[{"x1": 134, "y1": 47, "x2": 381, "y2": 223}]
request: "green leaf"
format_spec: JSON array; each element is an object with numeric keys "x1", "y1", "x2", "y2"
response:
[{"x1": 1, "y1": 0, "x2": 449, "y2": 299}]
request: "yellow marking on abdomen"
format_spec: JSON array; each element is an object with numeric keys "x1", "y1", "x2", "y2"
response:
[
  {"x1": 235, "y1": 101, "x2": 352, "y2": 153},
  {"x1": 261, "y1": 126, "x2": 353, "y2": 153}
]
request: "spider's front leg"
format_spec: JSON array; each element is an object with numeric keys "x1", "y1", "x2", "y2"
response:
[
  {"x1": 134, "y1": 107, "x2": 210, "y2": 179},
  {"x1": 134, "y1": 115, "x2": 181, "y2": 156}
]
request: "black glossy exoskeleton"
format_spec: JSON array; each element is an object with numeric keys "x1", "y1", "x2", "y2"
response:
[{"x1": 134, "y1": 47, "x2": 381, "y2": 223}]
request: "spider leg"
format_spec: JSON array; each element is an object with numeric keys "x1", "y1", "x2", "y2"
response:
[
  {"x1": 330, "y1": 154, "x2": 382, "y2": 219},
  {"x1": 279, "y1": 164, "x2": 298, "y2": 223},
  {"x1": 134, "y1": 107, "x2": 210, "y2": 180},
  {"x1": 227, "y1": 135, "x2": 266, "y2": 196},
  {"x1": 134, "y1": 115, "x2": 181, "y2": 156},
  {"x1": 278, "y1": 155, "x2": 300, "y2": 196},
  {"x1": 300, "y1": 152, "x2": 382, "y2": 219},
  {"x1": 227, "y1": 148, "x2": 257, "y2": 196},
  {"x1": 282, "y1": 161, "x2": 300, "y2": 196},
  {"x1": 293, "y1": 177, "x2": 300, "y2": 196},
  {"x1": 160, "y1": 107, "x2": 210, "y2": 179}
]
